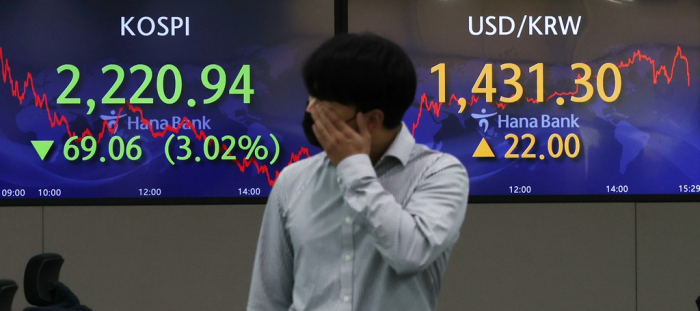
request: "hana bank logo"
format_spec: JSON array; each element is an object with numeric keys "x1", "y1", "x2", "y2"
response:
[
  {"x1": 100, "y1": 110, "x2": 127, "y2": 131},
  {"x1": 99, "y1": 111, "x2": 212, "y2": 131},
  {"x1": 471, "y1": 108, "x2": 497, "y2": 133}
]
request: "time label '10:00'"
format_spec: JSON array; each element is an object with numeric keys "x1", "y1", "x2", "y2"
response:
[{"x1": 39, "y1": 189, "x2": 62, "y2": 197}]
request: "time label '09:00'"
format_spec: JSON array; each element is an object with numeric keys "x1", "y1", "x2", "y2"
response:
[{"x1": 2, "y1": 189, "x2": 26, "y2": 197}]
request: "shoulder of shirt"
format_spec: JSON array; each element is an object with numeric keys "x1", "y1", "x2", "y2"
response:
[
  {"x1": 270, "y1": 152, "x2": 325, "y2": 214},
  {"x1": 273, "y1": 151, "x2": 326, "y2": 192},
  {"x1": 409, "y1": 143, "x2": 468, "y2": 177}
]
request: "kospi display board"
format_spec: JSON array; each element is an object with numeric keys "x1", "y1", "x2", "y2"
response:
[
  {"x1": 0, "y1": 0, "x2": 332, "y2": 204},
  {"x1": 1, "y1": 0, "x2": 699, "y2": 204},
  {"x1": 350, "y1": 0, "x2": 700, "y2": 201}
]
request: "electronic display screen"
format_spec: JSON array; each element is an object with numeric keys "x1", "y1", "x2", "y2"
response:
[
  {"x1": 0, "y1": 0, "x2": 332, "y2": 203},
  {"x1": 350, "y1": 0, "x2": 700, "y2": 200},
  {"x1": 2, "y1": 0, "x2": 699, "y2": 204}
]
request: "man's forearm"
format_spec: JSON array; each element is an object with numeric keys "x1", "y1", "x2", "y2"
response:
[{"x1": 337, "y1": 153, "x2": 469, "y2": 275}]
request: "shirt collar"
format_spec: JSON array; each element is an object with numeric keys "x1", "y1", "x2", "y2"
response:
[{"x1": 379, "y1": 122, "x2": 414, "y2": 166}]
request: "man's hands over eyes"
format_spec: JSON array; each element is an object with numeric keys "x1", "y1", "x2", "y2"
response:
[{"x1": 310, "y1": 104, "x2": 371, "y2": 166}]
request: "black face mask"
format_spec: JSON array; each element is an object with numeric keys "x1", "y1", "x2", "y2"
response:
[
  {"x1": 302, "y1": 111, "x2": 321, "y2": 148},
  {"x1": 301, "y1": 100, "x2": 358, "y2": 149}
]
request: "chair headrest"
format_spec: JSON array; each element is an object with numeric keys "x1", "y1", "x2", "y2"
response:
[{"x1": 24, "y1": 253, "x2": 64, "y2": 306}]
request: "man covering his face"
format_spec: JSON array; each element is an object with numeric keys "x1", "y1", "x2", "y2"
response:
[{"x1": 247, "y1": 33, "x2": 469, "y2": 311}]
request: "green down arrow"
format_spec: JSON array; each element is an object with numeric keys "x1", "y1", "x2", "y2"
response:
[{"x1": 31, "y1": 140, "x2": 54, "y2": 161}]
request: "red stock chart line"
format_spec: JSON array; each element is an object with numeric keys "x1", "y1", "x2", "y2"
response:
[
  {"x1": 0, "y1": 45, "x2": 693, "y2": 184},
  {"x1": 410, "y1": 46, "x2": 691, "y2": 136},
  {"x1": 0, "y1": 47, "x2": 310, "y2": 187}
]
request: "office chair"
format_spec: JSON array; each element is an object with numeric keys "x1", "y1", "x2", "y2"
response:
[
  {"x1": 23, "y1": 254, "x2": 91, "y2": 311},
  {"x1": 0, "y1": 280, "x2": 18, "y2": 311},
  {"x1": 24, "y1": 253, "x2": 65, "y2": 306}
]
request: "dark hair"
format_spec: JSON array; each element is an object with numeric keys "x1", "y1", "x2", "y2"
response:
[{"x1": 302, "y1": 33, "x2": 417, "y2": 129}]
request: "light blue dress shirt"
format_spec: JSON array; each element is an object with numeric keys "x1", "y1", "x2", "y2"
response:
[{"x1": 247, "y1": 123, "x2": 469, "y2": 311}]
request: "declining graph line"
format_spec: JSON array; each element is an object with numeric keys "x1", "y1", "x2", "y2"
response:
[
  {"x1": 230, "y1": 147, "x2": 311, "y2": 186},
  {"x1": 0, "y1": 47, "x2": 310, "y2": 186},
  {"x1": 411, "y1": 46, "x2": 692, "y2": 135},
  {"x1": 1, "y1": 48, "x2": 79, "y2": 138}
]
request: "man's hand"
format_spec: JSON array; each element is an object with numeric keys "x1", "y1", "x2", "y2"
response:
[{"x1": 310, "y1": 104, "x2": 371, "y2": 166}]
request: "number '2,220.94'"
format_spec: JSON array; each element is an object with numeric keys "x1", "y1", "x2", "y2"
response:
[{"x1": 55, "y1": 63, "x2": 254, "y2": 106}]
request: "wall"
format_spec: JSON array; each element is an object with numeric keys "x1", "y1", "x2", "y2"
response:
[
  {"x1": 0, "y1": 207, "x2": 42, "y2": 311},
  {"x1": 2, "y1": 202, "x2": 699, "y2": 311}
]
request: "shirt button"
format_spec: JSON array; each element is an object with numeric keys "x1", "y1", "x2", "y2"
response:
[
  {"x1": 345, "y1": 254, "x2": 352, "y2": 261},
  {"x1": 343, "y1": 296, "x2": 350, "y2": 302},
  {"x1": 337, "y1": 177, "x2": 342, "y2": 183},
  {"x1": 345, "y1": 217, "x2": 352, "y2": 224}
]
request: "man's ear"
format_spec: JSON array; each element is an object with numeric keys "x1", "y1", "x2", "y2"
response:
[{"x1": 365, "y1": 109, "x2": 385, "y2": 132}]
